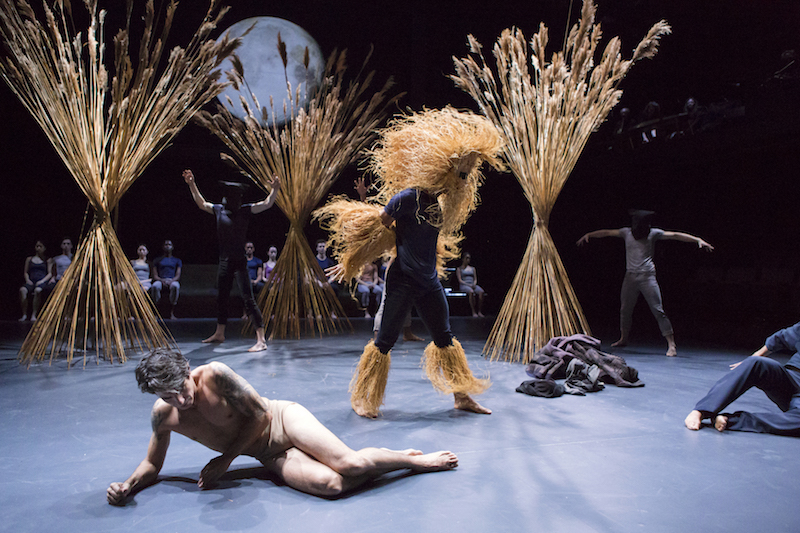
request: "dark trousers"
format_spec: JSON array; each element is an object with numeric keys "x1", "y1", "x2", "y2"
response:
[
  {"x1": 375, "y1": 265, "x2": 452, "y2": 353},
  {"x1": 217, "y1": 256, "x2": 264, "y2": 328},
  {"x1": 694, "y1": 356, "x2": 800, "y2": 436}
]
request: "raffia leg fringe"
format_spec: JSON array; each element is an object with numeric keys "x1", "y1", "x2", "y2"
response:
[
  {"x1": 422, "y1": 338, "x2": 490, "y2": 396},
  {"x1": 349, "y1": 341, "x2": 391, "y2": 416}
]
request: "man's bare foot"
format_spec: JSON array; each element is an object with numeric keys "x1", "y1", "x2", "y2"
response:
[
  {"x1": 408, "y1": 451, "x2": 458, "y2": 472},
  {"x1": 248, "y1": 340, "x2": 268, "y2": 352},
  {"x1": 666, "y1": 346, "x2": 677, "y2": 357},
  {"x1": 684, "y1": 410, "x2": 703, "y2": 430},
  {"x1": 352, "y1": 403, "x2": 379, "y2": 419},
  {"x1": 403, "y1": 331, "x2": 424, "y2": 342},
  {"x1": 202, "y1": 334, "x2": 225, "y2": 343},
  {"x1": 454, "y1": 393, "x2": 491, "y2": 414},
  {"x1": 714, "y1": 415, "x2": 728, "y2": 432},
  {"x1": 477, "y1": 312, "x2": 485, "y2": 318},
  {"x1": 611, "y1": 338, "x2": 628, "y2": 347}
]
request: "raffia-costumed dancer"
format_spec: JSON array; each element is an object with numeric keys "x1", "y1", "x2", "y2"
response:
[{"x1": 314, "y1": 108, "x2": 504, "y2": 418}]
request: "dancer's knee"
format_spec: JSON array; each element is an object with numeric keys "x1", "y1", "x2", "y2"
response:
[{"x1": 330, "y1": 452, "x2": 372, "y2": 478}]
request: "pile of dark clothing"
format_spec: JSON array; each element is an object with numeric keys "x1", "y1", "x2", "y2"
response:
[{"x1": 516, "y1": 334, "x2": 644, "y2": 398}]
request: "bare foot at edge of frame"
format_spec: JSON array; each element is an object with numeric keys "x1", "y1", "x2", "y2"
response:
[
  {"x1": 611, "y1": 338, "x2": 628, "y2": 348},
  {"x1": 202, "y1": 334, "x2": 225, "y2": 343},
  {"x1": 684, "y1": 410, "x2": 703, "y2": 430},
  {"x1": 454, "y1": 393, "x2": 491, "y2": 414},
  {"x1": 714, "y1": 415, "x2": 728, "y2": 432}
]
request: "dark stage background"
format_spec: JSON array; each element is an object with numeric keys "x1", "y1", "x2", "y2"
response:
[{"x1": 2, "y1": 0, "x2": 799, "y2": 347}]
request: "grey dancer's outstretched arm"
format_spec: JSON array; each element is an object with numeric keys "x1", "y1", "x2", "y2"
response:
[
  {"x1": 197, "y1": 362, "x2": 270, "y2": 488},
  {"x1": 661, "y1": 231, "x2": 714, "y2": 251},
  {"x1": 107, "y1": 405, "x2": 172, "y2": 505},
  {"x1": 576, "y1": 229, "x2": 622, "y2": 246}
]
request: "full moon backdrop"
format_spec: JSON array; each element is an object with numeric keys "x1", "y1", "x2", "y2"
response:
[{"x1": 2, "y1": 0, "x2": 798, "y2": 346}]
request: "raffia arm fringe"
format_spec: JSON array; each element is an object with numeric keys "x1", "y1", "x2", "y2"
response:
[
  {"x1": 349, "y1": 341, "x2": 392, "y2": 415},
  {"x1": 313, "y1": 198, "x2": 396, "y2": 281},
  {"x1": 423, "y1": 338, "x2": 490, "y2": 395}
]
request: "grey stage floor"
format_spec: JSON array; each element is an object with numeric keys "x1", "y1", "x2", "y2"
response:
[{"x1": 1, "y1": 317, "x2": 798, "y2": 533}]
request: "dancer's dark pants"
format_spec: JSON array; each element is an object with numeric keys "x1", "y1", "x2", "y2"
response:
[
  {"x1": 375, "y1": 265, "x2": 452, "y2": 353},
  {"x1": 694, "y1": 356, "x2": 800, "y2": 436},
  {"x1": 217, "y1": 256, "x2": 264, "y2": 328}
]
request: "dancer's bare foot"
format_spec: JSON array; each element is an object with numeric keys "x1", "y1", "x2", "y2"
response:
[
  {"x1": 248, "y1": 340, "x2": 267, "y2": 352},
  {"x1": 714, "y1": 415, "x2": 728, "y2": 432},
  {"x1": 477, "y1": 312, "x2": 485, "y2": 318},
  {"x1": 611, "y1": 338, "x2": 628, "y2": 347},
  {"x1": 402, "y1": 330, "x2": 424, "y2": 342},
  {"x1": 666, "y1": 346, "x2": 677, "y2": 357},
  {"x1": 202, "y1": 334, "x2": 225, "y2": 343},
  {"x1": 684, "y1": 410, "x2": 703, "y2": 430},
  {"x1": 408, "y1": 451, "x2": 459, "y2": 472},
  {"x1": 454, "y1": 393, "x2": 491, "y2": 414},
  {"x1": 352, "y1": 402, "x2": 379, "y2": 419}
]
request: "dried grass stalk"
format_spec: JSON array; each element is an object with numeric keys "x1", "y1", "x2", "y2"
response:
[
  {"x1": 422, "y1": 338, "x2": 490, "y2": 395},
  {"x1": 0, "y1": 0, "x2": 238, "y2": 365},
  {"x1": 195, "y1": 47, "x2": 400, "y2": 338},
  {"x1": 349, "y1": 341, "x2": 391, "y2": 415},
  {"x1": 451, "y1": 0, "x2": 670, "y2": 363}
]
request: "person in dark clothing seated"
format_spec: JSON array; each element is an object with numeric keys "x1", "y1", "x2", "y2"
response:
[{"x1": 685, "y1": 321, "x2": 800, "y2": 436}]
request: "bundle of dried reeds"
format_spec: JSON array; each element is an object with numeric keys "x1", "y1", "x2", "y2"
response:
[
  {"x1": 195, "y1": 45, "x2": 400, "y2": 339},
  {"x1": 0, "y1": 0, "x2": 239, "y2": 365},
  {"x1": 451, "y1": 0, "x2": 670, "y2": 363}
]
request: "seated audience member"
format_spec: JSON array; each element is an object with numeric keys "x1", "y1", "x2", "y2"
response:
[
  {"x1": 107, "y1": 349, "x2": 458, "y2": 504},
  {"x1": 19, "y1": 239, "x2": 52, "y2": 322},
  {"x1": 150, "y1": 239, "x2": 182, "y2": 319},
  {"x1": 456, "y1": 252, "x2": 485, "y2": 317},
  {"x1": 356, "y1": 261, "x2": 384, "y2": 318},
  {"x1": 130, "y1": 244, "x2": 152, "y2": 291},
  {"x1": 685, "y1": 321, "x2": 800, "y2": 436},
  {"x1": 245, "y1": 241, "x2": 265, "y2": 296},
  {"x1": 47, "y1": 236, "x2": 73, "y2": 291},
  {"x1": 262, "y1": 245, "x2": 278, "y2": 283},
  {"x1": 315, "y1": 239, "x2": 340, "y2": 293}
]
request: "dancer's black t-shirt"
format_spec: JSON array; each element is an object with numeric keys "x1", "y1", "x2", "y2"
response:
[{"x1": 384, "y1": 188, "x2": 440, "y2": 290}]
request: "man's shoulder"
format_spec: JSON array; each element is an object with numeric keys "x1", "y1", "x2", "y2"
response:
[{"x1": 151, "y1": 400, "x2": 177, "y2": 431}]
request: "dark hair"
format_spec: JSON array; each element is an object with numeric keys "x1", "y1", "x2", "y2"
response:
[
  {"x1": 135, "y1": 348, "x2": 190, "y2": 395},
  {"x1": 316, "y1": 239, "x2": 326, "y2": 246}
]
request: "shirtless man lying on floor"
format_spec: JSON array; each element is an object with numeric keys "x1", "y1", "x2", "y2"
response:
[{"x1": 107, "y1": 349, "x2": 457, "y2": 504}]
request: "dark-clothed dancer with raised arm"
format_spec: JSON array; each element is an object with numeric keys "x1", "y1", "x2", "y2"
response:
[{"x1": 183, "y1": 169, "x2": 280, "y2": 352}]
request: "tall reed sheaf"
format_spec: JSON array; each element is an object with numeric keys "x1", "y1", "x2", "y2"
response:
[
  {"x1": 195, "y1": 42, "x2": 400, "y2": 339},
  {"x1": 451, "y1": 1, "x2": 670, "y2": 363},
  {"x1": 0, "y1": 0, "x2": 239, "y2": 366}
]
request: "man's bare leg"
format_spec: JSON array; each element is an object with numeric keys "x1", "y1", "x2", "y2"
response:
[
  {"x1": 684, "y1": 410, "x2": 703, "y2": 430},
  {"x1": 665, "y1": 334, "x2": 677, "y2": 357},
  {"x1": 249, "y1": 327, "x2": 268, "y2": 352},
  {"x1": 203, "y1": 324, "x2": 225, "y2": 343},
  {"x1": 277, "y1": 403, "x2": 457, "y2": 496},
  {"x1": 454, "y1": 392, "x2": 491, "y2": 414},
  {"x1": 714, "y1": 414, "x2": 728, "y2": 432}
]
